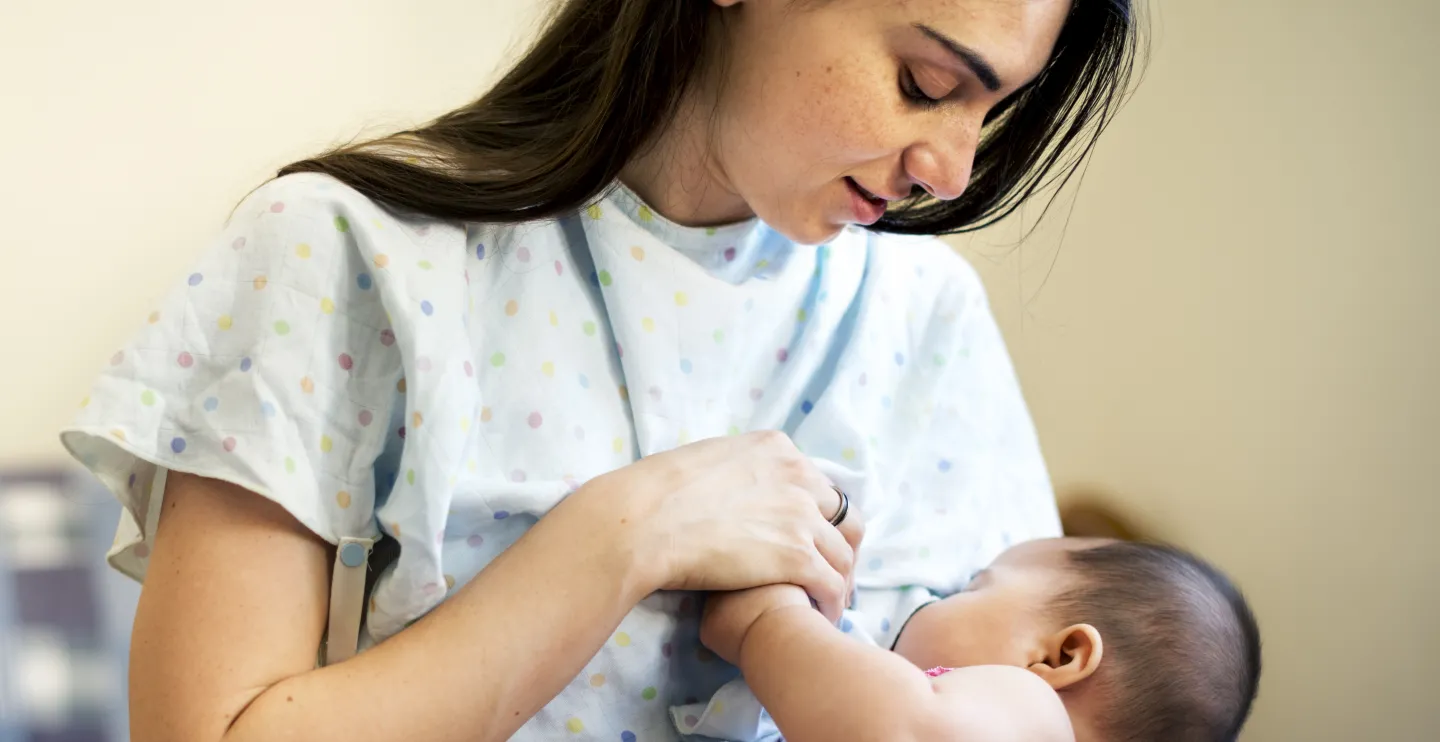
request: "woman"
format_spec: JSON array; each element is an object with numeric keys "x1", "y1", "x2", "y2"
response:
[{"x1": 62, "y1": 1, "x2": 1141, "y2": 740}]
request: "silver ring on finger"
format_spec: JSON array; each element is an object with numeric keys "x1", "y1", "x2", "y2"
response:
[{"x1": 828, "y1": 485, "x2": 850, "y2": 527}]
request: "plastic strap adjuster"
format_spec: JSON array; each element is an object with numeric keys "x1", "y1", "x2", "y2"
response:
[{"x1": 322, "y1": 536, "x2": 375, "y2": 666}]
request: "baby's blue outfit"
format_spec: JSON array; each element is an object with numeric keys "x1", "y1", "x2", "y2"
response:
[{"x1": 62, "y1": 173, "x2": 1058, "y2": 740}]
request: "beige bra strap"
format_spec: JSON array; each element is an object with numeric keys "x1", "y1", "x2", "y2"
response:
[{"x1": 323, "y1": 536, "x2": 375, "y2": 666}]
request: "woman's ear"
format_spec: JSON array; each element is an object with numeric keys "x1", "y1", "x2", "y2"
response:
[{"x1": 1027, "y1": 624, "x2": 1104, "y2": 691}]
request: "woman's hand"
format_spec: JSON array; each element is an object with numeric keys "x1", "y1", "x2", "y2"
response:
[
  {"x1": 701, "y1": 584, "x2": 814, "y2": 665},
  {"x1": 574, "y1": 430, "x2": 859, "y2": 622},
  {"x1": 830, "y1": 487, "x2": 865, "y2": 607}
]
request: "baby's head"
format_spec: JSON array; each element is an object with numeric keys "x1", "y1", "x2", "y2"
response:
[{"x1": 894, "y1": 538, "x2": 1261, "y2": 742}]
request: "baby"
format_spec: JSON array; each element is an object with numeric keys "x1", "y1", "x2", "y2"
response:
[{"x1": 683, "y1": 538, "x2": 1262, "y2": 742}]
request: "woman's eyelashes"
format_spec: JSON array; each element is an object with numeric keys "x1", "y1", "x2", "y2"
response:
[{"x1": 898, "y1": 66, "x2": 955, "y2": 109}]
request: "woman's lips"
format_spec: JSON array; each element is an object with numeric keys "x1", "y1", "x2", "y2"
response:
[{"x1": 845, "y1": 177, "x2": 887, "y2": 226}]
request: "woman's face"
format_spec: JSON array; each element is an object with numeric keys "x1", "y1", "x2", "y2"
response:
[{"x1": 708, "y1": 0, "x2": 1071, "y2": 244}]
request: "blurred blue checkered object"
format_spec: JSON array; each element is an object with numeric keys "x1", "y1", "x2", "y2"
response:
[{"x1": 0, "y1": 469, "x2": 138, "y2": 742}]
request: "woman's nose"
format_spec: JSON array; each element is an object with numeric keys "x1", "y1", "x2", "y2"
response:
[{"x1": 904, "y1": 144, "x2": 974, "y2": 202}]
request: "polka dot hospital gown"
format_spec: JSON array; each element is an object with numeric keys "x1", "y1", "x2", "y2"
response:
[{"x1": 61, "y1": 173, "x2": 1060, "y2": 740}]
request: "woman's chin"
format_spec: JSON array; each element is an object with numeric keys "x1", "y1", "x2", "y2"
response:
[{"x1": 773, "y1": 218, "x2": 846, "y2": 247}]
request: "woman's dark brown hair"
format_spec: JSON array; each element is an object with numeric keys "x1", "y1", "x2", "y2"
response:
[{"x1": 279, "y1": 0, "x2": 1145, "y2": 236}]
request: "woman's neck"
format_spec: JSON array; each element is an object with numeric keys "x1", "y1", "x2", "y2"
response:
[{"x1": 618, "y1": 79, "x2": 754, "y2": 229}]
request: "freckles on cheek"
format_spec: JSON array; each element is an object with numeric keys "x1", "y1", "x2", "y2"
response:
[
  {"x1": 799, "y1": 106, "x2": 852, "y2": 153},
  {"x1": 774, "y1": 60, "x2": 894, "y2": 182},
  {"x1": 817, "y1": 62, "x2": 901, "y2": 157},
  {"x1": 773, "y1": 94, "x2": 847, "y2": 180},
  {"x1": 794, "y1": 96, "x2": 867, "y2": 156},
  {"x1": 804, "y1": 110, "x2": 895, "y2": 170},
  {"x1": 787, "y1": 68, "x2": 837, "y2": 134}
]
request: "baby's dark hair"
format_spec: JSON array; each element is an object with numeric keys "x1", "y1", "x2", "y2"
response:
[{"x1": 1052, "y1": 541, "x2": 1262, "y2": 742}]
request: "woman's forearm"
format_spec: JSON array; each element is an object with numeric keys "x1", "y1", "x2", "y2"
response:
[
  {"x1": 135, "y1": 472, "x2": 659, "y2": 742},
  {"x1": 222, "y1": 487, "x2": 658, "y2": 742},
  {"x1": 738, "y1": 607, "x2": 945, "y2": 742}
]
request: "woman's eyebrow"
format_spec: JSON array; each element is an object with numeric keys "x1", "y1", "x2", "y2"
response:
[{"x1": 914, "y1": 23, "x2": 1003, "y2": 92}]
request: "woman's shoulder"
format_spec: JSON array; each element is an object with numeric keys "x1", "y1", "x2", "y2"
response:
[
  {"x1": 242, "y1": 171, "x2": 376, "y2": 215},
  {"x1": 862, "y1": 230, "x2": 990, "y2": 316},
  {"x1": 237, "y1": 172, "x2": 466, "y2": 243},
  {"x1": 867, "y1": 231, "x2": 984, "y2": 290}
]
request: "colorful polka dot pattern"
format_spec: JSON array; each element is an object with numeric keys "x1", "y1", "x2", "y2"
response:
[{"x1": 63, "y1": 174, "x2": 1056, "y2": 742}]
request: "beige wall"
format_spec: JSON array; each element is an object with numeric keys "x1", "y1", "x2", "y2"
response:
[
  {"x1": 0, "y1": 0, "x2": 545, "y2": 462},
  {"x1": 2, "y1": 1, "x2": 1436, "y2": 739}
]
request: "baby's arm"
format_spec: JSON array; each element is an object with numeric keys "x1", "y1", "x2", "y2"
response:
[{"x1": 704, "y1": 586, "x2": 1073, "y2": 742}]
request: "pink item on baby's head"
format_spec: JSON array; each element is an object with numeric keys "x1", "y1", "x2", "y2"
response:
[{"x1": 923, "y1": 667, "x2": 955, "y2": 678}]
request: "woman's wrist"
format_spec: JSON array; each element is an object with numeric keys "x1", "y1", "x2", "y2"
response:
[{"x1": 557, "y1": 473, "x2": 668, "y2": 599}]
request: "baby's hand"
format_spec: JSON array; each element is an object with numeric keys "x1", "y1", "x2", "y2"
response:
[{"x1": 700, "y1": 584, "x2": 813, "y2": 664}]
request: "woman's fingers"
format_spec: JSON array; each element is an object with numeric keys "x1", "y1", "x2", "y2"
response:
[
  {"x1": 797, "y1": 551, "x2": 848, "y2": 624},
  {"x1": 811, "y1": 517, "x2": 855, "y2": 584},
  {"x1": 613, "y1": 430, "x2": 877, "y2": 610},
  {"x1": 807, "y1": 517, "x2": 854, "y2": 623},
  {"x1": 835, "y1": 502, "x2": 865, "y2": 552}
]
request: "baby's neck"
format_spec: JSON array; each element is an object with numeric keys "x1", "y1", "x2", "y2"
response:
[{"x1": 1057, "y1": 696, "x2": 1104, "y2": 742}]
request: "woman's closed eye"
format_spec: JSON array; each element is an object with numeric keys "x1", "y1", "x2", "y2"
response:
[{"x1": 898, "y1": 66, "x2": 957, "y2": 109}]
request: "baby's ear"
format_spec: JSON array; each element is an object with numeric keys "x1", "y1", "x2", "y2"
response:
[{"x1": 1027, "y1": 624, "x2": 1103, "y2": 691}]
